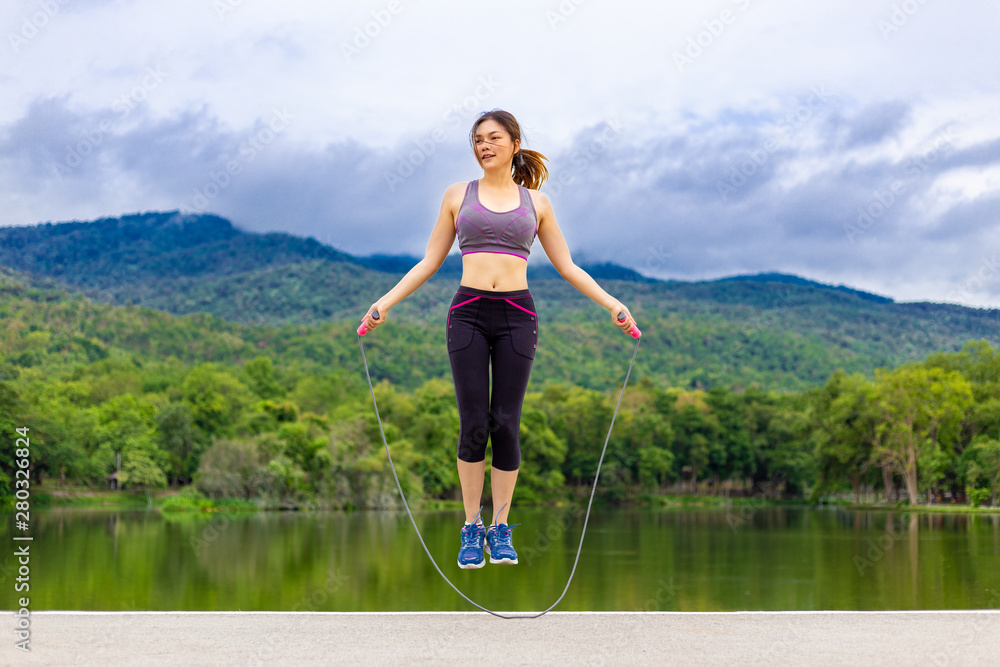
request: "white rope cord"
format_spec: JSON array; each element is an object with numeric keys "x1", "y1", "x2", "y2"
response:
[{"x1": 358, "y1": 331, "x2": 640, "y2": 619}]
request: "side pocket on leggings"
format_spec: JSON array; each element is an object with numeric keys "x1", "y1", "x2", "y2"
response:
[
  {"x1": 507, "y1": 299, "x2": 537, "y2": 360},
  {"x1": 447, "y1": 297, "x2": 481, "y2": 353}
]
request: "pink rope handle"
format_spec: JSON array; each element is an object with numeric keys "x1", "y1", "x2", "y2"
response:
[
  {"x1": 617, "y1": 311, "x2": 641, "y2": 338},
  {"x1": 358, "y1": 309, "x2": 380, "y2": 336}
]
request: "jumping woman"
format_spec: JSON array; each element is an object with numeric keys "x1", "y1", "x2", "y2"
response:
[{"x1": 360, "y1": 109, "x2": 638, "y2": 569}]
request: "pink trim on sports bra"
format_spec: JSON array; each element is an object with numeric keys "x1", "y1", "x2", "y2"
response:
[
  {"x1": 460, "y1": 250, "x2": 528, "y2": 261},
  {"x1": 454, "y1": 180, "x2": 537, "y2": 258}
]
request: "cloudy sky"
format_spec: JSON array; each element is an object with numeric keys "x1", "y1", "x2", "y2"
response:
[{"x1": 2, "y1": 0, "x2": 999, "y2": 307}]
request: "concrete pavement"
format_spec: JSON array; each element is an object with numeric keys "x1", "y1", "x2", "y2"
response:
[{"x1": 3, "y1": 610, "x2": 999, "y2": 666}]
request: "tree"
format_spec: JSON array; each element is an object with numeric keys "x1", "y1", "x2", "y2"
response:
[
  {"x1": 0, "y1": 381, "x2": 22, "y2": 498},
  {"x1": 959, "y1": 437, "x2": 1000, "y2": 506},
  {"x1": 752, "y1": 392, "x2": 814, "y2": 496},
  {"x1": 871, "y1": 365, "x2": 973, "y2": 505},
  {"x1": 11, "y1": 379, "x2": 94, "y2": 487},
  {"x1": 155, "y1": 402, "x2": 205, "y2": 486},
  {"x1": 118, "y1": 447, "x2": 168, "y2": 490},
  {"x1": 279, "y1": 421, "x2": 326, "y2": 472},
  {"x1": 85, "y1": 394, "x2": 168, "y2": 490},
  {"x1": 195, "y1": 436, "x2": 269, "y2": 500},
  {"x1": 546, "y1": 384, "x2": 613, "y2": 486},
  {"x1": 516, "y1": 407, "x2": 567, "y2": 502},
  {"x1": 670, "y1": 392, "x2": 722, "y2": 493},
  {"x1": 408, "y1": 378, "x2": 460, "y2": 499},
  {"x1": 705, "y1": 387, "x2": 754, "y2": 487},
  {"x1": 181, "y1": 363, "x2": 253, "y2": 436},
  {"x1": 812, "y1": 371, "x2": 877, "y2": 502},
  {"x1": 241, "y1": 356, "x2": 286, "y2": 400}
]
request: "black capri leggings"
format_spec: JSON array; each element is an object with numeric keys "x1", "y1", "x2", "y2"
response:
[{"x1": 447, "y1": 285, "x2": 538, "y2": 471}]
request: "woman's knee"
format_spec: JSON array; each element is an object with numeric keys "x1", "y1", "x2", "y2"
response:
[
  {"x1": 491, "y1": 443, "x2": 521, "y2": 471},
  {"x1": 457, "y1": 422, "x2": 490, "y2": 463},
  {"x1": 490, "y1": 428, "x2": 522, "y2": 470}
]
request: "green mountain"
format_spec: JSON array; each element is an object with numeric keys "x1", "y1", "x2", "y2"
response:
[
  {"x1": 2, "y1": 213, "x2": 999, "y2": 508},
  {"x1": 1, "y1": 210, "x2": 998, "y2": 392}
]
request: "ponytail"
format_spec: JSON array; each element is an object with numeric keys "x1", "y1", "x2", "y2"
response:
[{"x1": 513, "y1": 148, "x2": 549, "y2": 191}]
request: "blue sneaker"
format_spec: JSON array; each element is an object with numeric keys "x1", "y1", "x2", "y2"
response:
[
  {"x1": 457, "y1": 514, "x2": 486, "y2": 569},
  {"x1": 485, "y1": 523, "x2": 519, "y2": 564}
]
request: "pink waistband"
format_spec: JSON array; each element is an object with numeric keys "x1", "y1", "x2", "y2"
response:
[
  {"x1": 503, "y1": 299, "x2": 536, "y2": 316},
  {"x1": 455, "y1": 291, "x2": 533, "y2": 299},
  {"x1": 450, "y1": 296, "x2": 481, "y2": 310},
  {"x1": 450, "y1": 293, "x2": 536, "y2": 317}
]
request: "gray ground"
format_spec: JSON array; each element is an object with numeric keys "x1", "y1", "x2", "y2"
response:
[{"x1": 3, "y1": 611, "x2": 999, "y2": 666}]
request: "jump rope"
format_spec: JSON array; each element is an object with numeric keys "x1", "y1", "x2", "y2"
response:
[{"x1": 357, "y1": 307, "x2": 641, "y2": 619}]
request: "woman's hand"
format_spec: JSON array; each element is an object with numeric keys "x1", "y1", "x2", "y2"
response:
[
  {"x1": 608, "y1": 302, "x2": 637, "y2": 335},
  {"x1": 361, "y1": 303, "x2": 389, "y2": 333}
]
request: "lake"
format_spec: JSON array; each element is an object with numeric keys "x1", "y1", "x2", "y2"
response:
[{"x1": 7, "y1": 506, "x2": 1000, "y2": 612}]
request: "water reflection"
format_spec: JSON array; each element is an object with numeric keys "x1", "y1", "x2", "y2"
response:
[{"x1": 7, "y1": 506, "x2": 1000, "y2": 612}]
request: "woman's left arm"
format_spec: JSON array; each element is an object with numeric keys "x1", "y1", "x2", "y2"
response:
[{"x1": 533, "y1": 190, "x2": 637, "y2": 335}]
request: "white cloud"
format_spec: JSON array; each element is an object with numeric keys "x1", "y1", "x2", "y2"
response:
[{"x1": 1, "y1": 0, "x2": 999, "y2": 306}]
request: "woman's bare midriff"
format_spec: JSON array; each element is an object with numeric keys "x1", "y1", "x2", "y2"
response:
[{"x1": 460, "y1": 252, "x2": 529, "y2": 291}]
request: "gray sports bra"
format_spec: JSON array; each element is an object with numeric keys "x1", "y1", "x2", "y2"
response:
[{"x1": 455, "y1": 179, "x2": 537, "y2": 260}]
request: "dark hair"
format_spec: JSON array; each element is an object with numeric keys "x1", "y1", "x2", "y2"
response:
[{"x1": 469, "y1": 109, "x2": 549, "y2": 190}]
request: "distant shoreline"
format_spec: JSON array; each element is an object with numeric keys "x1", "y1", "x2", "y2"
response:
[{"x1": 11, "y1": 487, "x2": 999, "y2": 515}]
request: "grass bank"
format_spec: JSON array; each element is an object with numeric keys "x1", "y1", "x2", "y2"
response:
[{"x1": 13, "y1": 487, "x2": 999, "y2": 515}]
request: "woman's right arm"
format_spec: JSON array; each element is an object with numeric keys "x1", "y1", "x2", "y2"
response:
[{"x1": 360, "y1": 183, "x2": 464, "y2": 332}]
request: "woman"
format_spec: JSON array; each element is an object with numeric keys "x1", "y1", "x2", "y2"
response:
[{"x1": 360, "y1": 109, "x2": 638, "y2": 569}]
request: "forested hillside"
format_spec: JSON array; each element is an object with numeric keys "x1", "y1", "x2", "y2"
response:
[
  {"x1": 1, "y1": 267, "x2": 997, "y2": 508},
  {"x1": 1, "y1": 211, "x2": 998, "y2": 392},
  {"x1": 1, "y1": 212, "x2": 999, "y2": 510}
]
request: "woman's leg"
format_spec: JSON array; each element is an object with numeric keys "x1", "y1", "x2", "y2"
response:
[
  {"x1": 488, "y1": 295, "x2": 537, "y2": 525},
  {"x1": 457, "y1": 459, "x2": 485, "y2": 522},
  {"x1": 490, "y1": 468, "x2": 520, "y2": 525},
  {"x1": 447, "y1": 294, "x2": 490, "y2": 523}
]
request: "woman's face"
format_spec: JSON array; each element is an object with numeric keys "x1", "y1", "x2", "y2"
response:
[{"x1": 473, "y1": 119, "x2": 519, "y2": 171}]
